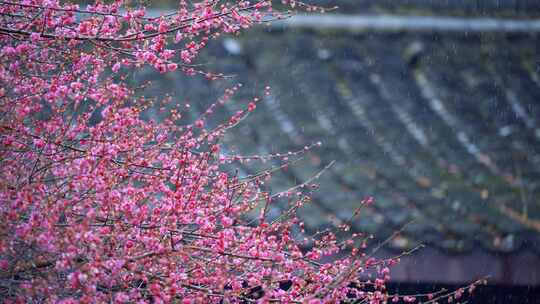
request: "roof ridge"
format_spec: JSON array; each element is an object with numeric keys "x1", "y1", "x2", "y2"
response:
[{"x1": 272, "y1": 14, "x2": 540, "y2": 33}]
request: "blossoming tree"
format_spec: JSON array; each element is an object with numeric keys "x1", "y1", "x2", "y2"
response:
[{"x1": 0, "y1": 0, "x2": 483, "y2": 303}]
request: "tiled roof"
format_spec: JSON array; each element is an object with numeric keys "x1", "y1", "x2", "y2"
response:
[{"x1": 139, "y1": 17, "x2": 540, "y2": 255}]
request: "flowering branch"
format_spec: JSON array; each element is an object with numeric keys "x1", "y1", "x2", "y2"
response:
[{"x1": 0, "y1": 1, "x2": 480, "y2": 303}]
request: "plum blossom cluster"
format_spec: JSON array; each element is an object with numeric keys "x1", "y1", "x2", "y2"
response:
[{"x1": 0, "y1": 1, "x2": 482, "y2": 303}]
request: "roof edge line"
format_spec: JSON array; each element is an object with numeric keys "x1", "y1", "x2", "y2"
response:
[{"x1": 271, "y1": 14, "x2": 540, "y2": 33}]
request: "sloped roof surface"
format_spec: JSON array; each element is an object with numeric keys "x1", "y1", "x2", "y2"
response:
[{"x1": 140, "y1": 17, "x2": 540, "y2": 255}]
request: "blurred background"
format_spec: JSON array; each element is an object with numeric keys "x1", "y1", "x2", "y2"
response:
[{"x1": 138, "y1": 0, "x2": 540, "y2": 302}]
